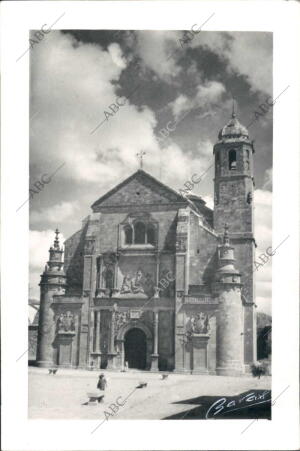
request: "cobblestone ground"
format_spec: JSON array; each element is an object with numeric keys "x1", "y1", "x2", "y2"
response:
[{"x1": 28, "y1": 366, "x2": 271, "y2": 420}]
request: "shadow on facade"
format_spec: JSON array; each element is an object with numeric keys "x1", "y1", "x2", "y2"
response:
[
  {"x1": 257, "y1": 326, "x2": 271, "y2": 360},
  {"x1": 65, "y1": 223, "x2": 87, "y2": 295},
  {"x1": 163, "y1": 389, "x2": 271, "y2": 420}
]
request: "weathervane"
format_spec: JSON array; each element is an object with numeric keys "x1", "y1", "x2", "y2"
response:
[{"x1": 136, "y1": 150, "x2": 146, "y2": 169}]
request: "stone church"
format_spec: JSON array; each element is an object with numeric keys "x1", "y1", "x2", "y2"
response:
[{"x1": 36, "y1": 111, "x2": 257, "y2": 375}]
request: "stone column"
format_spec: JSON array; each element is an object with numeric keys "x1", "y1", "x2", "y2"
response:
[
  {"x1": 155, "y1": 252, "x2": 160, "y2": 285},
  {"x1": 107, "y1": 309, "x2": 117, "y2": 369},
  {"x1": 92, "y1": 310, "x2": 101, "y2": 368},
  {"x1": 36, "y1": 290, "x2": 56, "y2": 367},
  {"x1": 114, "y1": 253, "x2": 119, "y2": 288},
  {"x1": 110, "y1": 310, "x2": 115, "y2": 353},
  {"x1": 98, "y1": 255, "x2": 103, "y2": 288},
  {"x1": 97, "y1": 311, "x2": 101, "y2": 352},
  {"x1": 216, "y1": 286, "x2": 244, "y2": 376},
  {"x1": 94, "y1": 311, "x2": 100, "y2": 352},
  {"x1": 213, "y1": 226, "x2": 245, "y2": 376},
  {"x1": 151, "y1": 310, "x2": 159, "y2": 371},
  {"x1": 86, "y1": 255, "x2": 97, "y2": 367}
]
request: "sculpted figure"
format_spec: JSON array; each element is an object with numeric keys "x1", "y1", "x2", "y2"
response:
[
  {"x1": 194, "y1": 313, "x2": 204, "y2": 333},
  {"x1": 194, "y1": 313, "x2": 210, "y2": 334},
  {"x1": 131, "y1": 269, "x2": 145, "y2": 294},
  {"x1": 64, "y1": 311, "x2": 75, "y2": 331},
  {"x1": 120, "y1": 275, "x2": 132, "y2": 294},
  {"x1": 57, "y1": 313, "x2": 65, "y2": 332},
  {"x1": 186, "y1": 313, "x2": 210, "y2": 335},
  {"x1": 57, "y1": 311, "x2": 75, "y2": 332}
]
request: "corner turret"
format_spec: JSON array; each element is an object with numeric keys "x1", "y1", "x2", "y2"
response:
[
  {"x1": 213, "y1": 225, "x2": 245, "y2": 376},
  {"x1": 36, "y1": 229, "x2": 67, "y2": 368}
]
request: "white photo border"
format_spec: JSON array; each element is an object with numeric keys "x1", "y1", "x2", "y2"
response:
[{"x1": 1, "y1": 1, "x2": 299, "y2": 450}]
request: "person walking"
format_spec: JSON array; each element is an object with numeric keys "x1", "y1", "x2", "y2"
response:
[{"x1": 97, "y1": 373, "x2": 107, "y2": 391}]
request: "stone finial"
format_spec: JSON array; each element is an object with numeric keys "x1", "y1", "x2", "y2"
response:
[
  {"x1": 223, "y1": 223, "x2": 230, "y2": 245},
  {"x1": 54, "y1": 228, "x2": 60, "y2": 249},
  {"x1": 232, "y1": 96, "x2": 236, "y2": 119}
]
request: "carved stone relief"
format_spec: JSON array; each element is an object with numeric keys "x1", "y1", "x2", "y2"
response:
[
  {"x1": 56, "y1": 311, "x2": 76, "y2": 333},
  {"x1": 186, "y1": 312, "x2": 210, "y2": 335},
  {"x1": 119, "y1": 269, "x2": 154, "y2": 298}
]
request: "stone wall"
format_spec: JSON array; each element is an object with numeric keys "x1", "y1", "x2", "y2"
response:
[
  {"x1": 97, "y1": 210, "x2": 178, "y2": 253},
  {"x1": 64, "y1": 227, "x2": 86, "y2": 293},
  {"x1": 231, "y1": 239, "x2": 256, "y2": 363},
  {"x1": 28, "y1": 325, "x2": 38, "y2": 362},
  {"x1": 158, "y1": 310, "x2": 174, "y2": 370},
  {"x1": 189, "y1": 212, "x2": 218, "y2": 286}
]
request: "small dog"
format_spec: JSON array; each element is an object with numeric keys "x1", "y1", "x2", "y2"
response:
[
  {"x1": 48, "y1": 368, "x2": 58, "y2": 375},
  {"x1": 162, "y1": 374, "x2": 169, "y2": 380}
]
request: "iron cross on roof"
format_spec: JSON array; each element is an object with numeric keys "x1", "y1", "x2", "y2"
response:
[{"x1": 136, "y1": 150, "x2": 146, "y2": 169}]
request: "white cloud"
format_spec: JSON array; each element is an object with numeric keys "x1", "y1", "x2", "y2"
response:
[
  {"x1": 29, "y1": 229, "x2": 66, "y2": 300},
  {"x1": 28, "y1": 305, "x2": 37, "y2": 323},
  {"x1": 190, "y1": 31, "x2": 272, "y2": 95},
  {"x1": 30, "y1": 229, "x2": 65, "y2": 269},
  {"x1": 196, "y1": 138, "x2": 214, "y2": 160},
  {"x1": 202, "y1": 194, "x2": 214, "y2": 209},
  {"x1": 227, "y1": 33, "x2": 272, "y2": 96},
  {"x1": 135, "y1": 30, "x2": 181, "y2": 81},
  {"x1": 31, "y1": 31, "x2": 220, "y2": 195},
  {"x1": 31, "y1": 201, "x2": 79, "y2": 224},
  {"x1": 170, "y1": 81, "x2": 226, "y2": 119},
  {"x1": 196, "y1": 81, "x2": 226, "y2": 104},
  {"x1": 29, "y1": 31, "x2": 272, "y2": 314},
  {"x1": 256, "y1": 297, "x2": 271, "y2": 316},
  {"x1": 254, "y1": 189, "x2": 272, "y2": 314},
  {"x1": 29, "y1": 190, "x2": 272, "y2": 314},
  {"x1": 171, "y1": 94, "x2": 190, "y2": 119},
  {"x1": 29, "y1": 271, "x2": 41, "y2": 301},
  {"x1": 262, "y1": 168, "x2": 272, "y2": 191},
  {"x1": 31, "y1": 31, "x2": 160, "y2": 185},
  {"x1": 108, "y1": 42, "x2": 127, "y2": 69}
]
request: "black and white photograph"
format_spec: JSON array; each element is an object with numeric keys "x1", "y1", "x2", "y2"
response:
[
  {"x1": 2, "y1": 2, "x2": 299, "y2": 451},
  {"x1": 27, "y1": 24, "x2": 275, "y2": 421}
]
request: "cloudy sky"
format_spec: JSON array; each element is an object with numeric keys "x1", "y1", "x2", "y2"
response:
[{"x1": 29, "y1": 29, "x2": 272, "y2": 314}]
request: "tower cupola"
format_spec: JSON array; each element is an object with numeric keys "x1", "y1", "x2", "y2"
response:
[{"x1": 218, "y1": 112, "x2": 249, "y2": 142}]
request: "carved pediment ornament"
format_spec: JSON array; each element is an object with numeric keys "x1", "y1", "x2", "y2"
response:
[
  {"x1": 186, "y1": 312, "x2": 210, "y2": 335},
  {"x1": 56, "y1": 311, "x2": 76, "y2": 333}
]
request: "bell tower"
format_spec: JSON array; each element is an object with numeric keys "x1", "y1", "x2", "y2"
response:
[
  {"x1": 213, "y1": 106, "x2": 256, "y2": 367},
  {"x1": 214, "y1": 105, "x2": 254, "y2": 234}
]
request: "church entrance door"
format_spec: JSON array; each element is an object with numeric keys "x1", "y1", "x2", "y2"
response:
[{"x1": 124, "y1": 328, "x2": 147, "y2": 370}]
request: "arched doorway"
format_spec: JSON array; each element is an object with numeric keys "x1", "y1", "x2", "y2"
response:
[{"x1": 124, "y1": 328, "x2": 147, "y2": 369}]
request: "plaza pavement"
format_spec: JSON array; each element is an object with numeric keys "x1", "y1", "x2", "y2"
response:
[{"x1": 28, "y1": 366, "x2": 271, "y2": 420}]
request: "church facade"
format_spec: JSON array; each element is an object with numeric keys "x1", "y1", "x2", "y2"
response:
[{"x1": 36, "y1": 112, "x2": 257, "y2": 375}]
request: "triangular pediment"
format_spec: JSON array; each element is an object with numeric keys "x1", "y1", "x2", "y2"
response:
[{"x1": 91, "y1": 170, "x2": 186, "y2": 210}]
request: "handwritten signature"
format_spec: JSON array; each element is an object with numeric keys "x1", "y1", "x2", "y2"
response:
[{"x1": 206, "y1": 390, "x2": 271, "y2": 419}]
